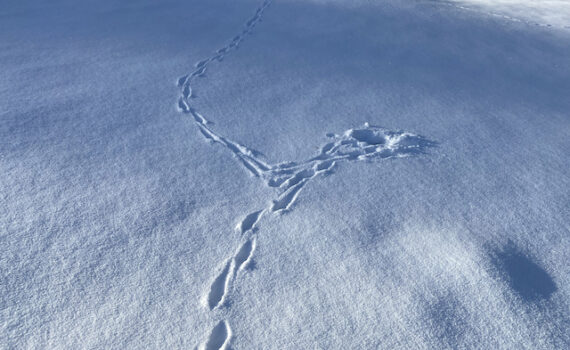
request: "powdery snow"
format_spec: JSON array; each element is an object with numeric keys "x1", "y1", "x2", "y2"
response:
[{"x1": 1, "y1": 0, "x2": 569, "y2": 349}]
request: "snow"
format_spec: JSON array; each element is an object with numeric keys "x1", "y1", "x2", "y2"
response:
[
  {"x1": 447, "y1": 0, "x2": 570, "y2": 29},
  {"x1": 1, "y1": 0, "x2": 569, "y2": 349}
]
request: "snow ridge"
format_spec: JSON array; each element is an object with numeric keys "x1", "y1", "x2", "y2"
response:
[{"x1": 176, "y1": 1, "x2": 435, "y2": 348}]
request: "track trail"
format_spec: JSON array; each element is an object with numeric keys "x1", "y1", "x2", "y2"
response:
[{"x1": 177, "y1": 1, "x2": 434, "y2": 348}]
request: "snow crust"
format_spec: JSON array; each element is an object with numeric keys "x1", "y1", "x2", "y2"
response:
[{"x1": 1, "y1": 0, "x2": 569, "y2": 349}]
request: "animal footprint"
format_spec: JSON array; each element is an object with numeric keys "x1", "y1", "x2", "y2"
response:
[
  {"x1": 206, "y1": 238, "x2": 257, "y2": 310},
  {"x1": 234, "y1": 238, "x2": 255, "y2": 271},
  {"x1": 236, "y1": 210, "x2": 264, "y2": 234},
  {"x1": 207, "y1": 260, "x2": 232, "y2": 310},
  {"x1": 200, "y1": 321, "x2": 231, "y2": 350}
]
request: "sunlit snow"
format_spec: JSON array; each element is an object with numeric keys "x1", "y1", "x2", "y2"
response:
[{"x1": 1, "y1": 0, "x2": 569, "y2": 349}]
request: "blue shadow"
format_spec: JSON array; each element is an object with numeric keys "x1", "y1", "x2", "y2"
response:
[{"x1": 493, "y1": 244, "x2": 557, "y2": 302}]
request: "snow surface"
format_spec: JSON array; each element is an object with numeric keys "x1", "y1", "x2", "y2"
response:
[
  {"x1": 448, "y1": 0, "x2": 570, "y2": 29},
  {"x1": 1, "y1": 0, "x2": 569, "y2": 349}
]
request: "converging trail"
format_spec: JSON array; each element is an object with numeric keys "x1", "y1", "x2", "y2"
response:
[{"x1": 175, "y1": 1, "x2": 435, "y2": 348}]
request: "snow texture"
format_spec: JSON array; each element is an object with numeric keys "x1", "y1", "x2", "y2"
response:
[{"x1": 1, "y1": 0, "x2": 569, "y2": 349}]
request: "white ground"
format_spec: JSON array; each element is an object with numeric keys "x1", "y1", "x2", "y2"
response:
[
  {"x1": 448, "y1": 0, "x2": 570, "y2": 29},
  {"x1": 1, "y1": 0, "x2": 569, "y2": 349}
]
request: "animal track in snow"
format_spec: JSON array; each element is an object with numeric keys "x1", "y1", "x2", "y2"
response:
[
  {"x1": 236, "y1": 210, "x2": 264, "y2": 234},
  {"x1": 200, "y1": 321, "x2": 231, "y2": 350},
  {"x1": 197, "y1": 125, "x2": 435, "y2": 316},
  {"x1": 271, "y1": 179, "x2": 308, "y2": 212},
  {"x1": 177, "y1": 0, "x2": 272, "y2": 95},
  {"x1": 262, "y1": 125, "x2": 433, "y2": 212},
  {"x1": 176, "y1": 0, "x2": 435, "y2": 347},
  {"x1": 234, "y1": 238, "x2": 255, "y2": 272},
  {"x1": 205, "y1": 238, "x2": 256, "y2": 313},
  {"x1": 207, "y1": 260, "x2": 232, "y2": 310}
]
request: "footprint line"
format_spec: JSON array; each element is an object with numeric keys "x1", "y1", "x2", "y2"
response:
[{"x1": 177, "y1": 1, "x2": 435, "y2": 348}]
